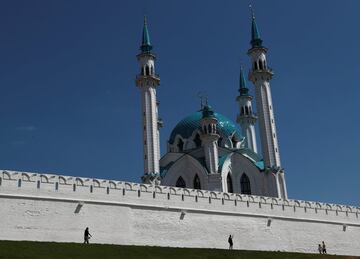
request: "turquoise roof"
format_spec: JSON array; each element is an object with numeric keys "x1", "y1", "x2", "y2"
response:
[
  {"x1": 169, "y1": 109, "x2": 243, "y2": 144},
  {"x1": 239, "y1": 66, "x2": 249, "y2": 96},
  {"x1": 140, "y1": 17, "x2": 152, "y2": 53},
  {"x1": 251, "y1": 15, "x2": 263, "y2": 48}
]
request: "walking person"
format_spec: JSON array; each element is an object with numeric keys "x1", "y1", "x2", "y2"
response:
[
  {"x1": 318, "y1": 244, "x2": 322, "y2": 254},
  {"x1": 228, "y1": 235, "x2": 233, "y2": 250},
  {"x1": 84, "y1": 227, "x2": 92, "y2": 244},
  {"x1": 322, "y1": 241, "x2": 327, "y2": 254}
]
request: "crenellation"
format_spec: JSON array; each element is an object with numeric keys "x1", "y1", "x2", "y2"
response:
[{"x1": 0, "y1": 169, "x2": 359, "y2": 220}]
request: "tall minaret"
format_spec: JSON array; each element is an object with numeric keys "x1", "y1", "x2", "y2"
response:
[
  {"x1": 247, "y1": 11, "x2": 287, "y2": 198},
  {"x1": 135, "y1": 17, "x2": 161, "y2": 184},
  {"x1": 236, "y1": 65, "x2": 258, "y2": 153}
]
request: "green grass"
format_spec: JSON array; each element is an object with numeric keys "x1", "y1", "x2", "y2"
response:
[{"x1": 0, "y1": 241, "x2": 357, "y2": 259}]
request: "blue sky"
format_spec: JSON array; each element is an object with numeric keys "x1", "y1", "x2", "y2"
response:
[{"x1": 0, "y1": 0, "x2": 359, "y2": 206}]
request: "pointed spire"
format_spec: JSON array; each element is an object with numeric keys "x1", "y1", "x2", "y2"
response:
[
  {"x1": 239, "y1": 65, "x2": 249, "y2": 96},
  {"x1": 140, "y1": 16, "x2": 153, "y2": 53},
  {"x1": 249, "y1": 5, "x2": 263, "y2": 48}
]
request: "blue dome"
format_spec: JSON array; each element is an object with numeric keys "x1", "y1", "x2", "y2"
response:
[{"x1": 169, "y1": 110, "x2": 243, "y2": 144}]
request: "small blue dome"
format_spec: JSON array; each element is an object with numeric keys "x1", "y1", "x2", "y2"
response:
[{"x1": 169, "y1": 109, "x2": 243, "y2": 144}]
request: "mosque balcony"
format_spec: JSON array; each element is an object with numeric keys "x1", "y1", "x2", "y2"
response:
[
  {"x1": 135, "y1": 74, "x2": 160, "y2": 85},
  {"x1": 248, "y1": 69, "x2": 273, "y2": 81},
  {"x1": 136, "y1": 74, "x2": 160, "y2": 81},
  {"x1": 157, "y1": 118, "x2": 164, "y2": 128}
]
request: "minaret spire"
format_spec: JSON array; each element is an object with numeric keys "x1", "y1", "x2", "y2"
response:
[
  {"x1": 239, "y1": 65, "x2": 249, "y2": 95},
  {"x1": 135, "y1": 17, "x2": 161, "y2": 185},
  {"x1": 247, "y1": 10, "x2": 287, "y2": 199},
  {"x1": 141, "y1": 16, "x2": 152, "y2": 53},
  {"x1": 249, "y1": 5, "x2": 263, "y2": 48}
]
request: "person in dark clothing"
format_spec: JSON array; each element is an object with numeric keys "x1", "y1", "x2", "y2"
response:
[
  {"x1": 322, "y1": 241, "x2": 327, "y2": 254},
  {"x1": 84, "y1": 227, "x2": 92, "y2": 244},
  {"x1": 318, "y1": 244, "x2": 322, "y2": 254},
  {"x1": 228, "y1": 235, "x2": 233, "y2": 250}
]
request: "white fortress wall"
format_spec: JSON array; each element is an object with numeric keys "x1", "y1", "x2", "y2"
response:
[{"x1": 0, "y1": 170, "x2": 359, "y2": 256}]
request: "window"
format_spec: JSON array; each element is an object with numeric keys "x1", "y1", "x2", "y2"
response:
[
  {"x1": 177, "y1": 138, "x2": 184, "y2": 152},
  {"x1": 145, "y1": 65, "x2": 150, "y2": 76},
  {"x1": 193, "y1": 174, "x2": 201, "y2": 190},
  {"x1": 194, "y1": 134, "x2": 202, "y2": 148},
  {"x1": 259, "y1": 60, "x2": 263, "y2": 70},
  {"x1": 240, "y1": 173, "x2": 251, "y2": 195},
  {"x1": 241, "y1": 107, "x2": 244, "y2": 115},
  {"x1": 254, "y1": 61, "x2": 258, "y2": 70},
  {"x1": 55, "y1": 182, "x2": 59, "y2": 191},
  {"x1": 231, "y1": 135, "x2": 238, "y2": 149},
  {"x1": 208, "y1": 124, "x2": 212, "y2": 134},
  {"x1": 176, "y1": 176, "x2": 186, "y2": 188},
  {"x1": 217, "y1": 137, "x2": 223, "y2": 147},
  {"x1": 37, "y1": 180, "x2": 40, "y2": 189},
  {"x1": 245, "y1": 106, "x2": 249, "y2": 115},
  {"x1": 227, "y1": 174, "x2": 233, "y2": 193},
  {"x1": 18, "y1": 179, "x2": 22, "y2": 187}
]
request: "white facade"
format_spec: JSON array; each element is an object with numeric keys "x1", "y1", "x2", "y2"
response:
[{"x1": 0, "y1": 170, "x2": 359, "y2": 256}]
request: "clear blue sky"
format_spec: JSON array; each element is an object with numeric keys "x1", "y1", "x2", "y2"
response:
[{"x1": 0, "y1": 0, "x2": 359, "y2": 206}]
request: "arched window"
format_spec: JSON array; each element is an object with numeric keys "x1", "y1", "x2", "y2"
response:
[
  {"x1": 176, "y1": 176, "x2": 186, "y2": 188},
  {"x1": 227, "y1": 174, "x2": 233, "y2": 193},
  {"x1": 150, "y1": 66, "x2": 154, "y2": 75},
  {"x1": 245, "y1": 106, "x2": 249, "y2": 115},
  {"x1": 193, "y1": 174, "x2": 201, "y2": 190},
  {"x1": 240, "y1": 173, "x2": 251, "y2": 195},
  {"x1": 194, "y1": 133, "x2": 202, "y2": 148},
  {"x1": 177, "y1": 138, "x2": 184, "y2": 152},
  {"x1": 145, "y1": 65, "x2": 150, "y2": 76},
  {"x1": 259, "y1": 60, "x2": 263, "y2": 70},
  {"x1": 231, "y1": 135, "x2": 238, "y2": 148},
  {"x1": 208, "y1": 124, "x2": 212, "y2": 134},
  {"x1": 203, "y1": 125, "x2": 207, "y2": 134},
  {"x1": 241, "y1": 107, "x2": 244, "y2": 115},
  {"x1": 254, "y1": 61, "x2": 258, "y2": 70},
  {"x1": 218, "y1": 137, "x2": 223, "y2": 147}
]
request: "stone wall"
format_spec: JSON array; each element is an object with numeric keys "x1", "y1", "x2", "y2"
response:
[{"x1": 0, "y1": 170, "x2": 359, "y2": 256}]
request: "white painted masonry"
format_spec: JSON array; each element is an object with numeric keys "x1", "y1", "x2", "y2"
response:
[{"x1": 1, "y1": 170, "x2": 359, "y2": 256}]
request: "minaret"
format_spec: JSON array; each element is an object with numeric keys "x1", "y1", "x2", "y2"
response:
[
  {"x1": 135, "y1": 17, "x2": 161, "y2": 184},
  {"x1": 200, "y1": 105, "x2": 219, "y2": 175},
  {"x1": 236, "y1": 65, "x2": 258, "y2": 153},
  {"x1": 247, "y1": 11, "x2": 287, "y2": 198},
  {"x1": 200, "y1": 104, "x2": 222, "y2": 191}
]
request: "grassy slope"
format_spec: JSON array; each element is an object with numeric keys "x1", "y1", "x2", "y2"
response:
[{"x1": 0, "y1": 241, "x2": 357, "y2": 259}]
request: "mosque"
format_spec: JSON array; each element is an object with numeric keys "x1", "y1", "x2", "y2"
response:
[
  {"x1": 136, "y1": 15, "x2": 287, "y2": 199},
  {"x1": 0, "y1": 10, "x2": 359, "y2": 256}
]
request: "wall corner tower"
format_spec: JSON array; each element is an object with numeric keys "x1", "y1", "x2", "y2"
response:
[
  {"x1": 135, "y1": 17, "x2": 161, "y2": 185},
  {"x1": 247, "y1": 11, "x2": 287, "y2": 198}
]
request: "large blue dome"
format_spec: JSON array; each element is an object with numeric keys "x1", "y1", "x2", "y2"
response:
[{"x1": 169, "y1": 110, "x2": 243, "y2": 144}]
